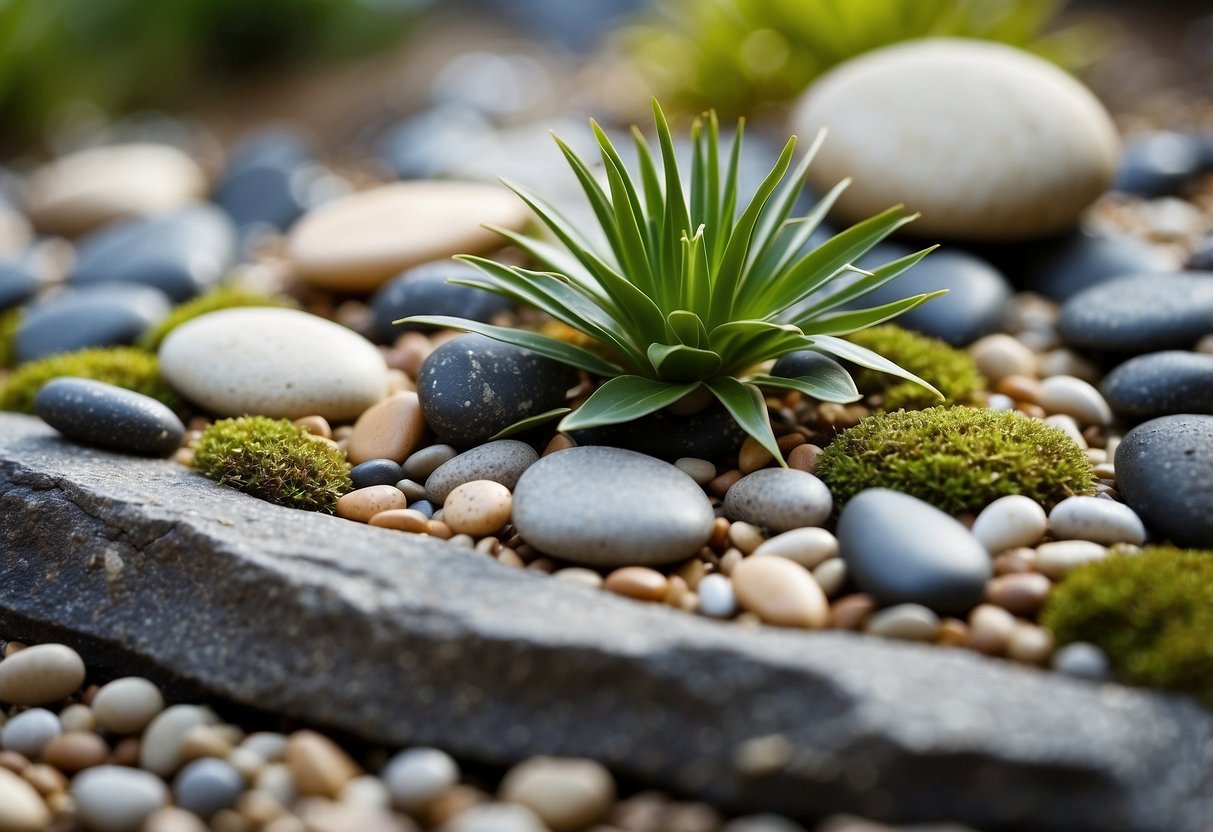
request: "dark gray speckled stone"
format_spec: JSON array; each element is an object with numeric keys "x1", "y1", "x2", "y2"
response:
[
  {"x1": 1101, "y1": 351, "x2": 1213, "y2": 420},
  {"x1": 1058, "y1": 273, "x2": 1213, "y2": 355},
  {"x1": 425, "y1": 439, "x2": 538, "y2": 505},
  {"x1": 1116, "y1": 415, "x2": 1213, "y2": 548},
  {"x1": 34, "y1": 377, "x2": 184, "y2": 456}
]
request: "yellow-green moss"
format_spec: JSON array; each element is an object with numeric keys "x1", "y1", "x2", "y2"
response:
[
  {"x1": 846, "y1": 325, "x2": 983, "y2": 410},
  {"x1": 817, "y1": 406, "x2": 1095, "y2": 514},
  {"x1": 193, "y1": 416, "x2": 351, "y2": 513},
  {"x1": 140, "y1": 285, "x2": 294, "y2": 351},
  {"x1": 0, "y1": 306, "x2": 20, "y2": 369},
  {"x1": 0, "y1": 347, "x2": 182, "y2": 414},
  {"x1": 1042, "y1": 547, "x2": 1213, "y2": 706}
]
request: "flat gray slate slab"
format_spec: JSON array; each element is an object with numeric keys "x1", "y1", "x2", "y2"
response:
[{"x1": 0, "y1": 413, "x2": 1210, "y2": 831}]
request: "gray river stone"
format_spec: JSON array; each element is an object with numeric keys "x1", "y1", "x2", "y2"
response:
[{"x1": 0, "y1": 413, "x2": 1211, "y2": 832}]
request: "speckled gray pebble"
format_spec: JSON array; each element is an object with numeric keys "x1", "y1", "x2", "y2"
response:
[
  {"x1": 172, "y1": 758, "x2": 244, "y2": 818},
  {"x1": 425, "y1": 439, "x2": 538, "y2": 505},
  {"x1": 1058, "y1": 273, "x2": 1213, "y2": 355},
  {"x1": 1101, "y1": 351, "x2": 1213, "y2": 420},
  {"x1": 512, "y1": 446, "x2": 715, "y2": 567},
  {"x1": 1052, "y1": 642, "x2": 1113, "y2": 681},
  {"x1": 35, "y1": 378, "x2": 185, "y2": 456},
  {"x1": 1048, "y1": 496, "x2": 1146, "y2": 545},
  {"x1": 722, "y1": 469, "x2": 832, "y2": 533},
  {"x1": 1116, "y1": 415, "x2": 1213, "y2": 548},
  {"x1": 1, "y1": 708, "x2": 60, "y2": 758},
  {"x1": 837, "y1": 489, "x2": 992, "y2": 614}
]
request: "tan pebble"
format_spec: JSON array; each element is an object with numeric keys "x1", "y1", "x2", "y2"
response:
[
  {"x1": 731, "y1": 556, "x2": 828, "y2": 628},
  {"x1": 752, "y1": 527, "x2": 838, "y2": 569},
  {"x1": 0, "y1": 751, "x2": 28, "y2": 773},
  {"x1": 674, "y1": 559, "x2": 706, "y2": 591},
  {"x1": 995, "y1": 374, "x2": 1042, "y2": 404},
  {"x1": 110, "y1": 737, "x2": 140, "y2": 767},
  {"x1": 305, "y1": 434, "x2": 341, "y2": 451},
  {"x1": 966, "y1": 604, "x2": 1018, "y2": 656},
  {"x1": 236, "y1": 790, "x2": 289, "y2": 825},
  {"x1": 1085, "y1": 448, "x2": 1107, "y2": 465},
  {"x1": 865, "y1": 604, "x2": 941, "y2": 642},
  {"x1": 442, "y1": 481, "x2": 513, "y2": 537},
  {"x1": 4, "y1": 642, "x2": 26, "y2": 657},
  {"x1": 542, "y1": 434, "x2": 576, "y2": 456},
  {"x1": 828, "y1": 594, "x2": 875, "y2": 630},
  {"x1": 292, "y1": 416, "x2": 332, "y2": 439},
  {"x1": 178, "y1": 724, "x2": 234, "y2": 763},
  {"x1": 937, "y1": 618, "x2": 970, "y2": 647},
  {"x1": 969, "y1": 334, "x2": 1038, "y2": 382},
  {"x1": 523, "y1": 554, "x2": 553, "y2": 573},
  {"x1": 709, "y1": 517, "x2": 730, "y2": 550},
  {"x1": 1045, "y1": 413, "x2": 1087, "y2": 448},
  {"x1": 426, "y1": 520, "x2": 454, "y2": 540},
  {"x1": 210, "y1": 808, "x2": 254, "y2": 832},
  {"x1": 346, "y1": 391, "x2": 427, "y2": 465},
  {"x1": 448, "y1": 533, "x2": 476, "y2": 549},
  {"x1": 172, "y1": 447, "x2": 196, "y2": 467},
  {"x1": 811, "y1": 558, "x2": 847, "y2": 598},
  {"x1": 228, "y1": 747, "x2": 265, "y2": 781},
  {"x1": 140, "y1": 705, "x2": 218, "y2": 776},
  {"x1": 91, "y1": 677, "x2": 164, "y2": 735},
  {"x1": 736, "y1": 611, "x2": 764, "y2": 629},
  {"x1": 674, "y1": 458, "x2": 716, "y2": 485},
  {"x1": 1092, "y1": 462, "x2": 1116, "y2": 480},
  {"x1": 993, "y1": 548, "x2": 1037, "y2": 575},
  {"x1": 22, "y1": 763, "x2": 67, "y2": 796},
  {"x1": 386, "y1": 368, "x2": 413, "y2": 395},
  {"x1": 499, "y1": 756, "x2": 615, "y2": 832},
  {"x1": 284, "y1": 731, "x2": 360, "y2": 799},
  {"x1": 393, "y1": 332, "x2": 434, "y2": 379},
  {"x1": 604, "y1": 567, "x2": 669, "y2": 602},
  {"x1": 497, "y1": 549, "x2": 525, "y2": 568},
  {"x1": 680, "y1": 591, "x2": 699, "y2": 612},
  {"x1": 1035, "y1": 540, "x2": 1107, "y2": 579},
  {"x1": 708, "y1": 470, "x2": 741, "y2": 498},
  {"x1": 58, "y1": 703, "x2": 95, "y2": 734},
  {"x1": 142, "y1": 806, "x2": 210, "y2": 832},
  {"x1": 1007, "y1": 623, "x2": 1054, "y2": 665},
  {"x1": 254, "y1": 764, "x2": 297, "y2": 807},
  {"x1": 786, "y1": 443, "x2": 823, "y2": 473},
  {"x1": 552, "y1": 568, "x2": 604, "y2": 589},
  {"x1": 368, "y1": 509, "x2": 430, "y2": 533},
  {"x1": 40, "y1": 732, "x2": 108, "y2": 773},
  {"x1": 0, "y1": 766, "x2": 51, "y2": 832},
  {"x1": 336, "y1": 486, "x2": 407, "y2": 523},
  {"x1": 718, "y1": 548, "x2": 743, "y2": 576},
  {"x1": 662, "y1": 575, "x2": 689, "y2": 608},
  {"x1": 986, "y1": 572, "x2": 1052, "y2": 615},
  {"x1": 727, "y1": 522, "x2": 764, "y2": 554},
  {"x1": 738, "y1": 437, "x2": 774, "y2": 474},
  {"x1": 776, "y1": 433, "x2": 806, "y2": 454},
  {"x1": 426, "y1": 784, "x2": 488, "y2": 828},
  {"x1": 261, "y1": 817, "x2": 307, "y2": 832},
  {"x1": 341, "y1": 774, "x2": 391, "y2": 810},
  {"x1": 475, "y1": 536, "x2": 500, "y2": 555},
  {"x1": 0, "y1": 643, "x2": 86, "y2": 705}
]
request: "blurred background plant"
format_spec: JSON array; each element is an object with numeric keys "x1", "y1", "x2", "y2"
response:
[
  {"x1": 620, "y1": 0, "x2": 1103, "y2": 118},
  {"x1": 0, "y1": 0, "x2": 433, "y2": 149}
]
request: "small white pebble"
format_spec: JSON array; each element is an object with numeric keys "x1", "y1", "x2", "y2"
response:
[{"x1": 697, "y1": 574, "x2": 737, "y2": 619}]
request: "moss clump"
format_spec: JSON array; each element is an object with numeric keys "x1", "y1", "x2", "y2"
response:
[
  {"x1": 139, "y1": 285, "x2": 294, "y2": 351},
  {"x1": 1042, "y1": 548, "x2": 1213, "y2": 705},
  {"x1": 846, "y1": 325, "x2": 983, "y2": 410},
  {"x1": 0, "y1": 347, "x2": 183, "y2": 414},
  {"x1": 817, "y1": 406, "x2": 1095, "y2": 514},
  {"x1": 0, "y1": 306, "x2": 20, "y2": 369},
  {"x1": 193, "y1": 416, "x2": 351, "y2": 513}
]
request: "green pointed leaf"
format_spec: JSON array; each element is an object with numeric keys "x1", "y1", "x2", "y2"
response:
[
  {"x1": 810, "y1": 334, "x2": 944, "y2": 400},
  {"x1": 748, "y1": 371, "x2": 861, "y2": 404},
  {"x1": 559, "y1": 376, "x2": 699, "y2": 431},
  {"x1": 647, "y1": 343, "x2": 723, "y2": 381},
  {"x1": 488, "y1": 408, "x2": 572, "y2": 441},
  {"x1": 704, "y1": 377, "x2": 784, "y2": 466},
  {"x1": 792, "y1": 246, "x2": 939, "y2": 321},
  {"x1": 666, "y1": 309, "x2": 709, "y2": 348},
  {"x1": 798, "y1": 290, "x2": 947, "y2": 336},
  {"x1": 394, "y1": 316, "x2": 623, "y2": 377}
]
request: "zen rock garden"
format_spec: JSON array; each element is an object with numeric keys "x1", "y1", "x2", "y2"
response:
[{"x1": 1, "y1": 2, "x2": 1212, "y2": 831}]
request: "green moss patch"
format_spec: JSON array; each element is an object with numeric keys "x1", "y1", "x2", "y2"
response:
[
  {"x1": 193, "y1": 416, "x2": 351, "y2": 513},
  {"x1": 817, "y1": 406, "x2": 1095, "y2": 514},
  {"x1": 0, "y1": 306, "x2": 20, "y2": 370},
  {"x1": 0, "y1": 347, "x2": 182, "y2": 414},
  {"x1": 140, "y1": 285, "x2": 294, "y2": 351},
  {"x1": 1043, "y1": 547, "x2": 1213, "y2": 706},
  {"x1": 846, "y1": 325, "x2": 983, "y2": 410}
]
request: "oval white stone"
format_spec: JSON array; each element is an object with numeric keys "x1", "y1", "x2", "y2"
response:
[
  {"x1": 971, "y1": 495, "x2": 1048, "y2": 554},
  {"x1": 1048, "y1": 496, "x2": 1147, "y2": 546},
  {"x1": 159, "y1": 308, "x2": 389, "y2": 421},
  {"x1": 792, "y1": 39, "x2": 1118, "y2": 241}
]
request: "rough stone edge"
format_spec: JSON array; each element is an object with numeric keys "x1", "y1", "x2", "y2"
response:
[{"x1": 1, "y1": 414, "x2": 1210, "y2": 831}]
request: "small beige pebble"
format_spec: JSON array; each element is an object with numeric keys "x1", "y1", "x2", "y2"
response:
[
  {"x1": 341, "y1": 774, "x2": 392, "y2": 810},
  {"x1": 552, "y1": 568, "x2": 604, "y2": 589},
  {"x1": 284, "y1": 730, "x2": 361, "y2": 799},
  {"x1": 58, "y1": 703, "x2": 95, "y2": 734},
  {"x1": 674, "y1": 458, "x2": 716, "y2": 485},
  {"x1": 738, "y1": 437, "x2": 774, "y2": 474},
  {"x1": 178, "y1": 724, "x2": 234, "y2": 763},
  {"x1": 966, "y1": 604, "x2": 1017, "y2": 656},
  {"x1": 369, "y1": 509, "x2": 431, "y2": 533},
  {"x1": 292, "y1": 415, "x2": 333, "y2": 439},
  {"x1": 828, "y1": 594, "x2": 875, "y2": 630},
  {"x1": 0, "y1": 643, "x2": 86, "y2": 706},
  {"x1": 0, "y1": 766, "x2": 50, "y2": 832},
  {"x1": 139, "y1": 705, "x2": 218, "y2": 777},
  {"x1": 1007, "y1": 623, "x2": 1055, "y2": 665},
  {"x1": 1037, "y1": 375, "x2": 1112, "y2": 427},
  {"x1": 1035, "y1": 540, "x2": 1108, "y2": 579},
  {"x1": 986, "y1": 572, "x2": 1052, "y2": 616},
  {"x1": 40, "y1": 732, "x2": 108, "y2": 773},
  {"x1": 864, "y1": 604, "x2": 941, "y2": 642},
  {"x1": 242, "y1": 733, "x2": 288, "y2": 763},
  {"x1": 499, "y1": 757, "x2": 615, "y2": 832},
  {"x1": 604, "y1": 567, "x2": 669, "y2": 603},
  {"x1": 727, "y1": 522, "x2": 765, "y2": 554},
  {"x1": 970, "y1": 495, "x2": 1047, "y2": 555},
  {"x1": 811, "y1": 558, "x2": 847, "y2": 598},
  {"x1": 442, "y1": 481, "x2": 513, "y2": 537},
  {"x1": 731, "y1": 556, "x2": 828, "y2": 629},
  {"x1": 254, "y1": 764, "x2": 297, "y2": 807},
  {"x1": 92, "y1": 677, "x2": 164, "y2": 735},
  {"x1": 968, "y1": 333, "x2": 1038, "y2": 382},
  {"x1": 1043, "y1": 414, "x2": 1087, "y2": 449},
  {"x1": 346, "y1": 391, "x2": 427, "y2": 465},
  {"x1": 141, "y1": 806, "x2": 210, "y2": 832},
  {"x1": 336, "y1": 485, "x2": 408, "y2": 523},
  {"x1": 752, "y1": 527, "x2": 838, "y2": 569},
  {"x1": 21, "y1": 763, "x2": 66, "y2": 796}
]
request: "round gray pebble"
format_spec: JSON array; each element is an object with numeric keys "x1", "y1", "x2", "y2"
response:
[
  {"x1": 403, "y1": 443, "x2": 458, "y2": 480},
  {"x1": 172, "y1": 758, "x2": 244, "y2": 818},
  {"x1": 1052, "y1": 642, "x2": 1113, "y2": 681},
  {"x1": 425, "y1": 439, "x2": 538, "y2": 505},
  {"x1": 722, "y1": 469, "x2": 832, "y2": 533},
  {"x1": 1, "y1": 707, "x2": 61, "y2": 758},
  {"x1": 383, "y1": 746, "x2": 460, "y2": 814}
]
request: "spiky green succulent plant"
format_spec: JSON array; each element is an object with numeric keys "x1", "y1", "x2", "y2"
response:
[{"x1": 401, "y1": 101, "x2": 944, "y2": 463}]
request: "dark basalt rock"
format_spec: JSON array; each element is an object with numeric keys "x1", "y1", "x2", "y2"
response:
[
  {"x1": 34, "y1": 378, "x2": 184, "y2": 457},
  {"x1": 569, "y1": 401, "x2": 747, "y2": 461},
  {"x1": 1116, "y1": 415, "x2": 1213, "y2": 548},
  {"x1": 1017, "y1": 230, "x2": 1173, "y2": 301},
  {"x1": 1, "y1": 413, "x2": 1212, "y2": 831},
  {"x1": 14, "y1": 283, "x2": 171, "y2": 364},
  {"x1": 1058, "y1": 273, "x2": 1213, "y2": 357},
  {"x1": 1101, "y1": 351, "x2": 1213, "y2": 421},
  {"x1": 370, "y1": 261, "x2": 513, "y2": 344}
]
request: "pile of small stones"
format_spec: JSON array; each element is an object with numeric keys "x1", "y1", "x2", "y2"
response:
[{"x1": 0, "y1": 640, "x2": 960, "y2": 832}]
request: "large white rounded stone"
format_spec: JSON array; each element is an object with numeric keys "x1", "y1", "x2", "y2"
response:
[
  {"x1": 287, "y1": 181, "x2": 529, "y2": 293},
  {"x1": 159, "y1": 308, "x2": 389, "y2": 421},
  {"x1": 791, "y1": 39, "x2": 1119, "y2": 242},
  {"x1": 28, "y1": 143, "x2": 206, "y2": 237}
]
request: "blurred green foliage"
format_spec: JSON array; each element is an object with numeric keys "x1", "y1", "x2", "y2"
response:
[
  {"x1": 622, "y1": 0, "x2": 1098, "y2": 117},
  {"x1": 0, "y1": 0, "x2": 429, "y2": 145}
]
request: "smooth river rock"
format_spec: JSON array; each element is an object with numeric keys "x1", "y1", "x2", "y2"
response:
[
  {"x1": 792, "y1": 39, "x2": 1118, "y2": 242},
  {"x1": 425, "y1": 439, "x2": 538, "y2": 505},
  {"x1": 1116, "y1": 415, "x2": 1213, "y2": 548},
  {"x1": 1101, "y1": 351, "x2": 1213, "y2": 420},
  {"x1": 1048, "y1": 496, "x2": 1146, "y2": 546},
  {"x1": 15, "y1": 283, "x2": 171, "y2": 364},
  {"x1": 159, "y1": 307, "x2": 389, "y2": 421},
  {"x1": 72, "y1": 766, "x2": 170, "y2": 832},
  {"x1": 1, "y1": 413, "x2": 1212, "y2": 831},
  {"x1": 1058, "y1": 273, "x2": 1213, "y2": 356},
  {"x1": 1019, "y1": 230, "x2": 1174, "y2": 301},
  {"x1": 35, "y1": 378, "x2": 185, "y2": 456},
  {"x1": 836, "y1": 489, "x2": 991, "y2": 614},
  {"x1": 370, "y1": 260, "x2": 513, "y2": 343},
  {"x1": 287, "y1": 181, "x2": 530, "y2": 293},
  {"x1": 722, "y1": 469, "x2": 832, "y2": 533},
  {"x1": 512, "y1": 446, "x2": 714, "y2": 567}
]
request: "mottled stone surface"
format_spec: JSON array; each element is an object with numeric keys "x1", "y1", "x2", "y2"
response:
[{"x1": 1, "y1": 414, "x2": 1211, "y2": 832}]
